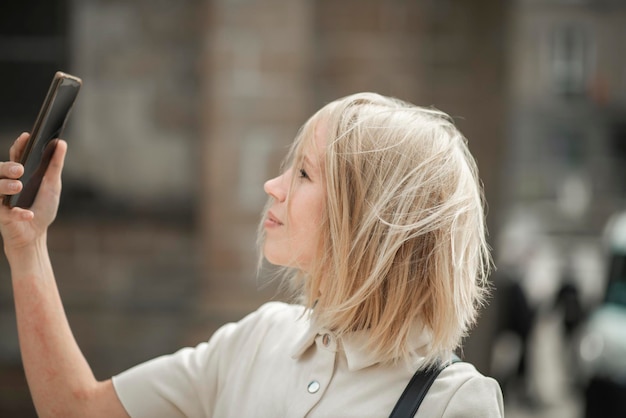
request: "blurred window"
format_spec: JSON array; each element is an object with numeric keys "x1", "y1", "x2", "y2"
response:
[
  {"x1": 550, "y1": 23, "x2": 591, "y2": 97},
  {"x1": 0, "y1": 1, "x2": 69, "y2": 131}
]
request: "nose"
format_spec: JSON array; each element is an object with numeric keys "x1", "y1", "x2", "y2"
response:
[{"x1": 264, "y1": 172, "x2": 287, "y2": 202}]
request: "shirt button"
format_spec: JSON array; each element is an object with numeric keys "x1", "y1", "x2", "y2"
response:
[
  {"x1": 307, "y1": 380, "x2": 320, "y2": 394},
  {"x1": 322, "y1": 334, "x2": 331, "y2": 346}
]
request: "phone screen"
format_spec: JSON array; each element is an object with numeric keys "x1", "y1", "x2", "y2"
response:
[{"x1": 4, "y1": 72, "x2": 82, "y2": 208}]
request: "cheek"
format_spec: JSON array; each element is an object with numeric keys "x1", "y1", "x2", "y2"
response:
[
  {"x1": 299, "y1": 193, "x2": 325, "y2": 227},
  {"x1": 286, "y1": 198, "x2": 325, "y2": 252},
  {"x1": 303, "y1": 197, "x2": 326, "y2": 247}
]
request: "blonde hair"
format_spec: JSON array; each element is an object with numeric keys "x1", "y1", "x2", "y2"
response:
[{"x1": 259, "y1": 92, "x2": 491, "y2": 367}]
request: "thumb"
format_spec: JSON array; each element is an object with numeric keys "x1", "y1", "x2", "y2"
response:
[
  {"x1": 29, "y1": 139, "x2": 68, "y2": 216},
  {"x1": 45, "y1": 139, "x2": 68, "y2": 184}
]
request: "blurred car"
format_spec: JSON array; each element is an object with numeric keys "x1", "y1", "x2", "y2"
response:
[{"x1": 576, "y1": 211, "x2": 626, "y2": 418}]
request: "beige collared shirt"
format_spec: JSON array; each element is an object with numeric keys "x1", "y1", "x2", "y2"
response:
[{"x1": 113, "y1": 302, "x2": 503, "y2": 417}]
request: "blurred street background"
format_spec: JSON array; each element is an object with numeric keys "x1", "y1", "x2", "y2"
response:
[{"x1": 1, "y1": 0, "x2": 625, "y2": 417}]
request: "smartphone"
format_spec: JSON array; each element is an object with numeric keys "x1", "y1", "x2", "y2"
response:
[{"x1": 4, "y1": 71, "x2": 82, "y2": 209}]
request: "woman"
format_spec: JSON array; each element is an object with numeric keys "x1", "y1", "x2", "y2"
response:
[{"x1": 0, "y1": 92, "x2": 503, "y2": 417}]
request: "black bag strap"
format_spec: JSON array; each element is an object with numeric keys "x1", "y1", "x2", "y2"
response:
[{"x1": 389, "y1": 354, "x2": 461, "y2": 418}]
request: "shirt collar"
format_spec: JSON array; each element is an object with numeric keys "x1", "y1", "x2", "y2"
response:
[
  {"x1": 291, "y1": 322, "x2": 318, "y2": 359},
  {"x1": 290, "y1": 317, "x2": 433, "y2": 371}
]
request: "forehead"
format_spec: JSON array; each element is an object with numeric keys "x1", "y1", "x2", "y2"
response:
[{"x1": 295, "y1": 117, "x2": 327, "y2": 162}]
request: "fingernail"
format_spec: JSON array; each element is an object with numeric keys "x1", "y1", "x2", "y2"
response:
[
  {"x1": 9, "y1": 181, "x2": 20, "y2": 191},
  {"x1": 9, "y1": 165, "x2": 20, "y2": 176}
]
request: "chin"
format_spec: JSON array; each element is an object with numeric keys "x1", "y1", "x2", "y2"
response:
[{"x1": 262, "y1": 248, "x2": 285, "y2": 267}]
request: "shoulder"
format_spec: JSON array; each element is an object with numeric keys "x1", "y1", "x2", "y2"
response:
[
  {"x1": 231, "y1": 301, "x2": 305, "y2": 334},
  {"x1": 418, "y1": 362, "x2": 504, "y2": 418},
  {"x1": 252, "y1": 301, "x2": 305, "y2": 320},
  {"x1": 209, "y1": 301, "x2": 307, "y2": 353}
]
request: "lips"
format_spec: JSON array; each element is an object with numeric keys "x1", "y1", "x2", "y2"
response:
[{"x1": 267, "y1": 211, "x2": 284, "y2": 226}]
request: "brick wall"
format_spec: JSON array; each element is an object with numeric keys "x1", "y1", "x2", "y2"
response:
[
  {"x1": 67, "y1": 0, "x2": 202, "y2": 209},
  {"x1": 199, "y1": 0, "x2": 314, "y2": 320}
]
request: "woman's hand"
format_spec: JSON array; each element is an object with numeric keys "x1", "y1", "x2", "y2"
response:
[{"x1": 0, "y1": 132, "x2": 67, "y2": 253}]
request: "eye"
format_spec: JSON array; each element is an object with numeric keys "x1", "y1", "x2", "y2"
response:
[{"x1": 298, "y1": 168, "x2": 310, "y2": 180}]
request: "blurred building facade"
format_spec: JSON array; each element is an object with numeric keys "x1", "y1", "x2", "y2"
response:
[
  {"x1": 496, "y1": 1, "x2": 626, "y2": 416},
  {"x1": 506, "y1": 0, "x2": 626, "y2": 252},
  {"x1": 1, "y1": 0, "x2": 623, "y2": 416}
]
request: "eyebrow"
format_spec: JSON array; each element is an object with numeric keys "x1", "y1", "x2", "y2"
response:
[{"x1": 303, "y1": 155, "x2": 320, "y2": 175}]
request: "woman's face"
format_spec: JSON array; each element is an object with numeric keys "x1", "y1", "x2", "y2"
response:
[{"x1": 263, "y1": 124, "x2": 326, "y2": 272}]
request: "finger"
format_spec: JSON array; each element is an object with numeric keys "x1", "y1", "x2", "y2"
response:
[
  {"x1": 9, "y1": 132, "x2": 30, "y2": 162},
  {"x1": 0, "y1": 199, "x2": 32, "y2": 216},
  {"x1": 0, "y1": 206, "x2": 35, "y2": 222},
  {"x1": 0, "y1": 178, "x2": 23, "y2": 196},
  {"x1": 19, "y1": 208, "x2": 35, "y2": 221},
  {"x1": 39, "y1": 140, "x2": 67, "y2": 197},
  {"x1": 45, "y1": 139, "x2": 67, "y2": 182},
  {"x1": 0, "y1": 161, "x2": 24, "y2": 179}
]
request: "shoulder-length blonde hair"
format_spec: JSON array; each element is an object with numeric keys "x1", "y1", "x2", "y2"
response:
[{"x1": 259, "y1": 92, "x2": 491, "y2": 367}]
